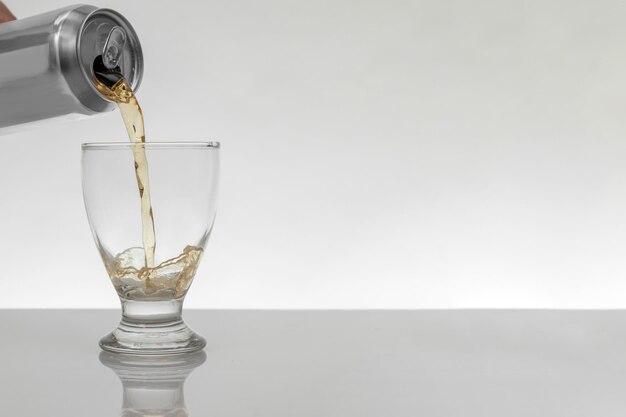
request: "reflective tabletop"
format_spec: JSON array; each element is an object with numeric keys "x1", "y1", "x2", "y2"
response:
[{"x1": 1, "y1": 310, "x2": 626, "y2": 415}]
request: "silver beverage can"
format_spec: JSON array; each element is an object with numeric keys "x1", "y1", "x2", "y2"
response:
[{"x1": 0, "y1": 4, "x2": 143, "y2": 132}]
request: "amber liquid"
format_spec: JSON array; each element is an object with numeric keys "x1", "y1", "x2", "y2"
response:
[
  {"x1": 94, "y1": 64, "x2": 203, "y2": 300},
  {"x1": 96, "y1": 78, "x2": 157, "y2": 267}
]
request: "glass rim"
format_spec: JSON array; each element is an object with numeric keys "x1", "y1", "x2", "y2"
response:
[{"x1": 81, "y1": 141, "x2": 220, "y2": 150}]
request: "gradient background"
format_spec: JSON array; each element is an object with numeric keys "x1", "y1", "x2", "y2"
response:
[{"x1": 1, "y1": 0, "x2": 626, "y2": 309}]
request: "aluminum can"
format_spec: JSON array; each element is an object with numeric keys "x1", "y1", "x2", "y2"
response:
[{"x1": 0, "y1": 4, "x2": 143, "y2": 132}]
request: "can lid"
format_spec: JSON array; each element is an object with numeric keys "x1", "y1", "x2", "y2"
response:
[
  {"x1": 59, "y1": 6, "x2": 143, "y2": 113},
  {"x1": 79, "y1": 8, "x2": 143, "y2": 94}
]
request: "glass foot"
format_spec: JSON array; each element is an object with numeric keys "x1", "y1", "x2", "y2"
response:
[{"x1": 100, "y1": 298, "x2": 206, "y2": 355}]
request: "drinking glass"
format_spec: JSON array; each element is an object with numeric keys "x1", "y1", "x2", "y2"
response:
[{"x1": 82, "y1": 142, "x2": 219, "y2": 354}]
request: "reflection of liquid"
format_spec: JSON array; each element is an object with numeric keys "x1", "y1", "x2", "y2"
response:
[{"x1": 100, "y1": 351, "x2": 206, "y2": 417}]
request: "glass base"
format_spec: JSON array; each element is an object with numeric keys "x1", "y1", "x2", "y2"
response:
[{"x1": 100, "y1": 298, "x2": 206, "y2": 355}]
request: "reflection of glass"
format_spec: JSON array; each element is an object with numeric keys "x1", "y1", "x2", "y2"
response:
[
  {"x1": 82, "y1": 142, "x2": 219, "y2": 354},
  {"x1": 100, "y1": 350, "x2": 206, "y2": 417}
]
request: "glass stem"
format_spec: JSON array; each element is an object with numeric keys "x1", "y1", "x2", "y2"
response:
[{"x1": 120, "y1": 298, "x2": 184, "y2": 327}]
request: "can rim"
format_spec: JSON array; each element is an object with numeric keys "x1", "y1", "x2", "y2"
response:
[
  {"x1": 58, "y1": 5, "x2": 144, "y2": 113},
  {"x1": 79, "y1": 7, "x2": 144, "y2": 100}
]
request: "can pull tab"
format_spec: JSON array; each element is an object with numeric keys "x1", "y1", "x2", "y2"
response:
[{"x1": 102, "y1": 26, "x2": 126, "y2": 69}]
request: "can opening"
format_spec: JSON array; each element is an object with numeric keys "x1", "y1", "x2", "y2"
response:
[{"x1": 93, "y1": 55, "x2": 123, "y2": 89}]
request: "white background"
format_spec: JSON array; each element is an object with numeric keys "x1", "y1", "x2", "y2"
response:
[{"x1": 2, "y1": 0, "x2": 626, "y2": 309}]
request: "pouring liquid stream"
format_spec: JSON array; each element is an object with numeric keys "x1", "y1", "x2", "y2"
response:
[
  {"x1": 92, "y1": 57, "x2": 204, "y2": 300},
  {"x1": 93, "y1": 56, "x2": 156, "y2": 268},
  {"x1": 93, "y1": 57, "x2": 203, "y2": 301}
]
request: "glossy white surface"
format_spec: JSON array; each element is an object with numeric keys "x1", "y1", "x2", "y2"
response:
[{"x1": 1, "y1": 310, "x2": 626, "y2": 415}]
